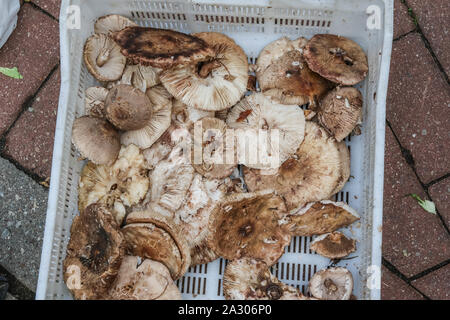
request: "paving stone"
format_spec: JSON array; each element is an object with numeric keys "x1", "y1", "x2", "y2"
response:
[
  {"x1": 0, "y1": 157, "x2": 48, "y2": 291},
  {"x1": 393, "y1": 0, "x2": 416, "y2": 39},
  {"x1": 429, "y1": 178, "x2": 450, "y2": 229},
  {"x1": 32, "y1": 0, "x2": 61, "y2": 20},
  {"x1": 4, "y1": 68, "x2": 60, "y2": 180},
  {"x1": 0, "y1": 4, "x2": 59, "y2": 136},
  {"x1": 386, "y1": 32, "x2": 450, "y2": 184},
  {"x1": 383, "y1": 127, "x2": 450, "y2": 277},
  {"x1": 381, "y1": 265, "x2": 424, "y2": 300},
  {"x1": 407, "y1": 0, "x2": 450, "y2": 76},
  {"x1": 411, "y1": 264, "x2": 450, "y2": 300}
]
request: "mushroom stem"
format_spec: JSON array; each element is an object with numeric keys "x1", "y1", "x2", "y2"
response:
[
  {"x1": 198, "y1": 60, "x2": 222, "y2": 78},
  {"x1": 96, "y1": 47, "x2": 111, "y2": 67}
]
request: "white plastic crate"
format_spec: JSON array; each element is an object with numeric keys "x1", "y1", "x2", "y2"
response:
[{"x1": 36, "y1": 0, "x2": 393, "y2": 300}]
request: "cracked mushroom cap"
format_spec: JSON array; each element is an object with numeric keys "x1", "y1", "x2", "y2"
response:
[
  {"x1": 105, "y1": 84, "x2": 153, "y2": 131},
  {"x1": 94, "y1": 14, "x2": 137, "y2": 35},
  {"x1": 207, "y1": 191, "x2": 291, "y2": 266},
  {"x1": 112, "y1": 26, "x2": 214, "y2": 68},
  {"x1": 172, "y1": 99, "x2": 214, "y2": 128},
  {"x1": 124, "y1": 211, "x2": 191, "y2": 278},
  {"x1": 160, "y1": 32, "x2": 248, "y2": 111},
  {"x1": 287, "y1": 200, "x2": 360, "y2": 236},
  {"x1": 257, "y1": 37, "x2": 333, "y2": 106},
  {"x1": 109, "y1": 256, "x2": 181, "y2": 300},
  {"x1": 243, "y1": 121, "x2": 342, "y2": 211},
  {"x1": 318, "y1": 87, "x2": 363, "y2": 142},
  {"x1": 63, "y1": 204, "x2": 125, "y2": 300},
  {"x1": 78, "y1": 144, "x2": 149, "y2": 225},
  {"x1": 227, "y1": 93, "x2": 305, "y2": 169},
  {"x1": 120, "y1": 96, "x2": 172, "y2": 149},
  {"x1": 110, "y1": 64, "x2": 161, "y2": 93},
  {"x1": 72, "y1": 116, "x2": 120, "y2": 166},
  {"x1": 304, "y1": 34, "x2": 368, "y2": 85},
  {"x1": 310, "y1": 231, "x2": 356, "y2": 259},
  {"x1": 191, "y1": 117, "x2": 237, "y2": 179},
  {"x1": 122, "y1": 223, "x2": 188, "y2": 280},
  {"x1": 84, "y1": 33, "x2": 126, "y2": 82},
  {"x1": 84, "y1": 86, "x2": 109, "y2": 118},
  {"x1": 332, "y1": 141, "x2": 351, "y2": 195},
  {"x1": 309, "y1": 267, "x2": 353, "y2": 300},
  {"x1": 223, "y1": 258, "x2": 308, "y2": 300}
]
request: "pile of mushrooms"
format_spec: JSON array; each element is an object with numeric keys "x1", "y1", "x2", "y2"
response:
[{"x1": 65, "y1": 14, "x2": 369, "y2": 300}]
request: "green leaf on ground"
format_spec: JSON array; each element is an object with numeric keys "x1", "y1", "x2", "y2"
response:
[
  {"x1": 408, "y1": 194, "x2": 436, "y2": 214},
  {"x1": 0, "y1": 67, "x2": 23, "y2": 79}
]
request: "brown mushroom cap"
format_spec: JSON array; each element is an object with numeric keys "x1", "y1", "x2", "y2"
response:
[
  {"x1": 105, "y1": 84, "x2": 153, "y2": 130},
  {"x1": 310, "y1": 231, "x2": 356, "y2": 259},
  {"x1": 94, "y1": 14, "x2": 137, "y2": 35},
  {"x1": 78, "y1": 144, "x2": 149, "y2": 225},
  {"x1": 223, "y1": 258, "x2": 308, "y2": 300},
  {"x1": 160, "y1": 32, "x2": 248, "y2": 111},
  {"x1": 120, "y1": 96, "x2": 172, "y2": 149},
  {"x1": 191, "y1": 117, "x2": 237, "y2": 179},
  {"x1": 318, "y1": 87, "x2": 363, "y2": 142},
  {"x1": 309, "y1": 267, "x2": 353, "y2": 300},
  {"x1": 112, "y1": 26, "x2": 214, "y2": 68},
  {"x1": 304, "y1": 34, "x2": 369, "y2": 85},
  {"x1": 84, "y1": 33, "x2": 126, "y2": 82},
  {"x1": 226, "y1": 93, "x2": 305, "y2": 170},
  {"x1": 243, "y1": 121, "x2": 342, "y2": 211},
  {"x1": 63, "y1": 204, "x2": 125, "y2": 300},
  {"x1": 72, "y1": 116, "x2": 120, "y2": 165},
  {"x1": 84, "y1": 86, "x2": 109, "y2": 118},
  {"x1": 287, "y1": 200, "x2": 360, "y2": 236},
  {"x1": 124, "y1": 211, "x2": 191, "y2": 279},
  {"x1": 207, "y1": 191, "x2": 291, "y2": 266},
  {"x1": 257, "y1": 37, "x2": 333, "y2": 106},
  {"x1": 109, "y1": 256, "x2": 181, "y2": 300},
  {"x1": 122, "y1": 223, "x2": 185, "y2": 280}
]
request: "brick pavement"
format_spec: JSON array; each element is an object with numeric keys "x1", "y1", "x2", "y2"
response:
[{"x1": 0, "y1": 0, "x2": 448, "y2": 299}]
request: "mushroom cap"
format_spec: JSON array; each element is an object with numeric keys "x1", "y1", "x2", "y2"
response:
[
  {"x1": 94, "y1": 14, "x2": 137, "y2": 35},
  {"x1": 120, "y1": 97, "x2": 172, "y2": 149},
  {"x1": 309, "y1": 267, "x2": 353, "y2": 300},
  {"x1": 63, "y1": 204, "x2": 125, "y2": 300},
  {"x1": 332, "y1": 141, "x2": 351, "y2": 195},
  {"x1": 160, "y1": 32, "x2": 248, "y2": 111},
  {"x1": 146, "y1": 85, "x2": 173, "y2": 112},
  {"x1": 78, "y1": 144, "x2": 149, "y2": 225},
  {"x1": 191, "y1": 117, "x2": 237, "y2": 179},
  {"x1": 310, "y1": 231, "x2": 356, "y2": 259},
  {"x1": 172, "y1": 99, "x2": 214, "y2": 128},
  {"x1": 243, "y1": 121, "x2": 342, "y2": 211},
  {"x1": 112, "y1": 26, "x2": 214, "y2": 68},
  {"x1": 105, "y1": 84, "x2": 153, "y2": 131},
  {"x1": 223, "y1": 258, "x2": 307, "y2": 300},
  {"x1": 84, "y1": 86, "x2": 109, "y2": 118},
  {"x1": 256, "y1": 37, "x2": 306, "y2": 74},
  {"x1": 318, "y1": 86, "x2": 363, "y2": 142},
  {"x1": 111, "y1": 64, "x2": 161, "y2": 93},
  {"x1": 122, "y1": 223, "x2": 185, "y2": 280},
  {"x1": 207, "y1": 191, "x2": 291, "y2": 266},
  {"x1": 72, "y1": 116, "x2": 120, "y2": 166},
  {"x1": 124, "y1": 211, "x2": 191, "y2": 279},
  {"x1": 304, "y1": 34, "x2": 368, "y2": 85},
  {"x1": 84, "y1": 33, "x2": 126, "y2": 82},
  {"x1": 226, "y1": 93, "x2": 305, "y2": 169},
  {"x1": 257, "y1": 37, "x2": 333, "y2": 105},
  {"x1": 287, "y1": 200, "x2": 360, "y2": 236},
  {"x1": 109, "y1": 256, "x2": 181, "y2": 300}
]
